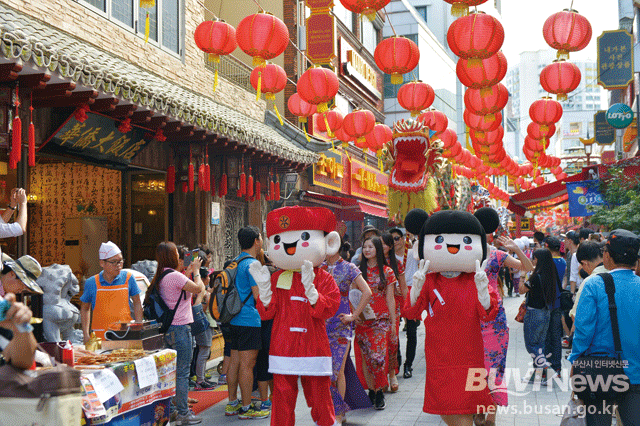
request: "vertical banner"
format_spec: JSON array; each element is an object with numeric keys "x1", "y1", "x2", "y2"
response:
[
  {"x1": 306, "y1": 0, "x2": 336, "y2": 65},
  {"x1": 565, "y1": 180, "x2": 604, "y2": 217}
]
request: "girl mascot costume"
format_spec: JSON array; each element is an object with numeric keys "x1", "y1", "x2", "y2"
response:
[
  {"x1": 403, "y1": 207, "x2": 501, "y2": 426},
  {"x1": 249, "y1": 206, "x2": 342, "y2": 426}
]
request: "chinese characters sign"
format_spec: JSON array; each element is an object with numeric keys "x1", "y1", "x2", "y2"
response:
[
  {"x1": 312, "y1": 150, "x2": 344, "y2": 191},
  {"x1": 598, "y1": 30, "x2": 634, "y2": 89},
  {"x1": 42, "y1": 112, "x2": 151, "y2": 164},
  {"x1": 306, "y1": 0, "x2": 336, "y2": 65},
  {"x1": 566, "y1": 180, "x2": 604, "y2": 217},
  {"x1": 348, "y1": 158, "x2": 388, "y2": 203}
]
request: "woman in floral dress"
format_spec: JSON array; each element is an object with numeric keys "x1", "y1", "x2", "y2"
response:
[
  {"x1": 322, "y1": 248, "x2": 372, "y2": 424},
  {"x1": 354, "y1": 236, "x2": 397, "y2": 410},
  {"x1": 476, "y1": 235, "x2": 533, "y2": 426}
]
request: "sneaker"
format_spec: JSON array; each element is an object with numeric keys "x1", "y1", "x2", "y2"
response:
[
  {"x1": 368, "y1": 389, "x2": 375, "y2": 405},
  {"x1": 562, "y1": 338, "x2": 571, "y2": 349},
  {"x1": 189, "y1": 379, "x2": 196, "y2": 390},
  {"x1": 175, "y1": 411, "x2": 202, "y2": 425},
  {"x1": 238, "y1": 403, "x2": 270, "y2": 419},
  {"x1": 251, "y1": 390, "x2": 261, "y2": 401},
  {"x1": 374, "y1": 390, "x2": 386, "y2": 410},
  {"x1": 225, "y1": 399, "x2": 242, "y2": 416},
  {"x1": 194, "y1": 381, "x2": 216, "y2": 391},
  {"x1": 259, "y1": 399, "x2": 272, "y2": 411},
  {"x1": 205, "y1": 371, "x2": 212, "y2": 379},
  {"x1": 218, "y1": 374, "x2": 227, "y2": 385}
]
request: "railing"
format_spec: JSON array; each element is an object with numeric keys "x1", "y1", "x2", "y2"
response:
[{"x1": 204, "y1": 53, "x2": 253, "y2": 93}]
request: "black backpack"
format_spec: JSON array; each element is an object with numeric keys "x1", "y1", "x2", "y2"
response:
[
  {"x1": 143, "y1": 268, "x2": 186, "y2": 334},
  {"x1": 209, "y1": 256, "x2": 254, "y2": 324}
]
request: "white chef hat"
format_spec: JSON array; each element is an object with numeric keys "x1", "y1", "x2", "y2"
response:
[{"x1": 99, "y1": 241, "x2": 122, "y2": 260}]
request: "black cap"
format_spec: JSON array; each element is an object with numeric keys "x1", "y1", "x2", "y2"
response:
[
  {"x1": 361, "y1": 225, "x2": 380, "y2": 240},
  {"x1": 605, "y1": 229, "x2": 640, "y2": 262},
  {"x1": 545, "y1": 236, "x2": 561, "y2": 251}
]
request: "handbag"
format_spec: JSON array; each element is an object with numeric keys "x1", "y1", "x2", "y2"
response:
[
  {"x1": 515, "y1": 300, "x2": 526, "y2": 323},
  {"x1": 560, "y1": 394, "x2": 586, "y2": 426},
  {"x1": 191, "y1": 303, "x2": 211, "y2": 336},
  {"x1": 571, "y1": 273, "x2": 631, "y2": 403}
]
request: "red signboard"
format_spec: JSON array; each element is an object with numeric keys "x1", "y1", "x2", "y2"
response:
[
  {"x1": 601, "y1": 150, "x2": 616, "y2": 164},
  {"x1": 347, "y1": 157, "x2": 388, "y2": 204},
  {"x1": 306, "y1": 0, "x2": 333, "y2": 8},
  {"x1": 306, "y1": 13, "x2": 335, "y2": 65}
]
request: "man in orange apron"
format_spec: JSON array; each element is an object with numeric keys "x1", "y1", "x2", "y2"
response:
[{"x1": 80, "y1": 241, "x2": 143, "y2": 343}]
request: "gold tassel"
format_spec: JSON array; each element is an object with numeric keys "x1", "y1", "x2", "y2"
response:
[
  {"x1": 213, "y1": 65, "x2": 219, "y2": 92},
  {"x1": 323, "y1": 113, "x2": 333, "y2": 138},
  {"x1": 390, "y1": 74, "x2": 403, "y2": 85},
  {"x1": 140, "y1": 0, "x2": 155, "y2": 7},
  {"x1": 557, "y1": 93, "x2": 567, "y2": 102},
  {"x1": 410, "y1": 110, "x2": 419, "y2": 117},
  {"x1": 450, "y1": 3, "x2": 469, "y2": 17},
  {"x1": 317, "y1": 102, "x2": 329, "y2": 113},
  {"x1": 253, "y1": 57, "x2": 266, "y2": 67},
  {"x1": 556, "y1": 50, "x2": 570, "y2": 60},
  {"x1": 145, "y1": 11, "x2": 150, "y2": 43},
  {"x1": 256, "y1": 71, "x2": 262, "y2": 101},
  {"x1": 273, "y1": 104, "x2": 284, "y2": 126},
  {"x1": 303, "y1": 126, "x2": 310, "y2": 142},
  {"x1": 467, "y1": 58, "x2": 483, "y2": 68},
  {"x1": 480, "y1": 87, "x2": 494, "y2": 98}
]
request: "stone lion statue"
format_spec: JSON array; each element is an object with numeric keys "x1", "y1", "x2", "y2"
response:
[{"x1": 37, "y1": 264, "x2": 82, "y2": 343}]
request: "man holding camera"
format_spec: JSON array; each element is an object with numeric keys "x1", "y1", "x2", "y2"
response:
[{"x1": 80, "y1": 241, "x2": 143, "y2": 343}]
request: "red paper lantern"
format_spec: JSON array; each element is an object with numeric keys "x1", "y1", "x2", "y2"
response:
[
  {"x1": 418, "y1": 110, "x2": 448, "y2": 134},
  {"x1": 343, "y1": 109, "x2": 376, "y2": 144},
  {"x1": 527, "y1": 122, "x2": 556, "y2": 141},
  {"x1": 364, "y1": 123, "x2": 393, "y2": 152},
  {"x1": 297, "y1": 66, "x2": 339, "y2": 113},
  {"x1": 543, "y1": 9, "x2": 592, "y2": 59},
  {"x1": 443, "y1": 0, "x2": 488, "y2": 17},
  {"x1": 397, "y1": 81, "x2": 435, "y2": 116},
  {"x1": 194, "y1": 20, "x2": 237, "y2": 62},
  {"x1": 447, "y1": 12, "x2": 504, "y2": 60},
  {"x1": 540, "y1": 60, "x2": 581, "y2": 101},
  {"x1": 315, "y1": 108, "x2": 344, "y2": 137},
  {"x1": 251, "y1": 63, "x2": 287, "y2": 100},
  {"x1": 374, "y1": 36, "x2": 420, "y2": 85},
  {"x1": 470, "y1": 126, "x2": 504, "y2": 145},
  {"x1": 456, "y1": 51, "x2": 507, "y2": 89},
  {"x1": 437, "y1": 128, "x2": 457, "y2": 149},
  {"x1": 464, "y1": 84, "x2": 509, "y2": 121},
  {"x1": 464, "y1": 109, "x2": 502, "y2": 132},
  {"x1": 288, "y1": 93, "x2": 317, "y2": 123},
  {"x1": 334, "y1": 126, "x2": 355, "y2": 144},
  {"x1": 529, "y1": 97, "x2": 563, "y2": 128},
  {"x1": 338, "y1": 0, "x2": 391, "y2": 21},
  {"x1": 236, "y1": 12, "x2": 289, "y2": 66}
]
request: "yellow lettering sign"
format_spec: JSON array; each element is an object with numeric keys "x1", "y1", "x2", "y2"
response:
[
  {"x1": 347, "y1": 50, "x2": 378, "y2": 88},
  {"x1": 352, "y1": 168, "x2": 387, "y2": 195},
  {"x1": 315, "y1": 153, "x2": 343, "y2": 180}
]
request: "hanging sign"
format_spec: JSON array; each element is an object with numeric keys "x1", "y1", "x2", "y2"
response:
[
  {"x1": 348, "y1": 157, "x2": 388, "y2": 203},
  {"x1": 40, "y1": 111, "x2": 152, "y2": 165},
  {"x1": 312, "y1": 150, "x2": 343, "y2": 191},
  {"x1": 606, "y1": 103, "x2": 634, "y2": 128},
  {"x1": 594, "y1": 111, "x2": 616, "y2": 145},
  {"x1": 566, "y1": 180, "x2": 605, "y2": 217},
  {"x1": 597, "y1": 30, "x2": 634, "y2": 89},
  {"x1": 306, "y1": 0, "x2": 336, "y2": 65}
]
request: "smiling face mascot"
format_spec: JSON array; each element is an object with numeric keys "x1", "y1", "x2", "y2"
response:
[
  {"x1": 402, "y1": 207, "x2": 500, "y2": 426},
  {"x1": 249, "y1": 206, "x2": 342, "y2": 426}
]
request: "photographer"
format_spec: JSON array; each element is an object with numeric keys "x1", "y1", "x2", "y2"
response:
[{"x1": 0, "y1": 293, "x2": 36, "y2": 370}]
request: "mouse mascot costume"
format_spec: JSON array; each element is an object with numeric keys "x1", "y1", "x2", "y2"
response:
[
  {"x1": 249, "y1": 206, "x2": 342, "y2": 426},
  {"x1": 403, "y1": 207, "x2": 500, "y2": 425}
]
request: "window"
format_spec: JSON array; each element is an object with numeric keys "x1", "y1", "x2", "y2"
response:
[
  {"x1": 333, "y1": 3, "x2": 353, "y2": 31},
  {"x1": 360, "y1": 17, "x2": 377, "y2": 54},
  {"x1": 80, "y1": 0, "x2": 183, "y2": 55},
  {"x1": 415, "y1": 6, "x2": 428, "y2": 23}
]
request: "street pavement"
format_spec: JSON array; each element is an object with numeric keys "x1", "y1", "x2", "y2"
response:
[{"x1": 198, "y1": 295, "x2": 574, "y2": 425}]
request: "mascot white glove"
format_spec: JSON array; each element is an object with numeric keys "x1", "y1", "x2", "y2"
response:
[
  {"x1": 249, "y1": 262, "x2": 272, "y2": 307},
  {"x1": 475, "y1": 259, "x2": 491, "y2": 310},
  {"x1": 301, "y1": 259, "x2": 319, "y2": 305},
  {"x1": 410, "y1": 259, "x2": 430, "y2": 306}
]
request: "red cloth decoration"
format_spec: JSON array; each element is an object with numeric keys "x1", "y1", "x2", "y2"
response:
[
  {"x1": 239, "y1": 170, "x2": 246, "y2": 197},
  {"x1": 154, "y1": 128, "x2": 167, "y2": 142},
  {"x1": 288, "y1": 93, "x2": 317, "y2": 123},
  {"x1": 28, "y1": 123, "x2": 35, "y2": 167},
  {"x1": 182, "y1": 181, "x2": 189, "y2": 193},
  {"x1": 543, "y1": 9, "x2": 592, "y2": 59},
  {"x1": 247, "y1": 175, "x2": 254, "y2": 199},
  {"x1": 265, "y1": 206, "x2": 336, "y2": 237},
  {"x1": 540, "y1": 60, "x2": 581, "y2": 101},
  {"x1": 74, "y1": 104, "x2": 90, "y2": 123},
  {"x1": 447, "y1": 12, "x2": 504, "y2": 60},
  {"x1": 198, "y1": 163, "x2": 206, "y2": 191},
  {"x1": 194, "y1": 20, "x2": 237, "y2": 62},
  {"x1": 219, "y1": 173, "x2": 228, "y2": 197},
  {"x1": 166, "y1": 165, "x2": 175, "y2": 194},
  {"x1": 456, "y1": 51, "x2": 507, "y2": 89},
  {"x1": 397, "y1": 81, "x2": 435, "y2": 116},
  {"x1": 269, "y1": 180, "x2": 275, "y2": 201},
  {"x1": 204, "y1": 163, "x2": 211, "y2": 192},
  {"x1": 188, "y1": 163, "x2": 194, "y2": 192},
  {"x1": 118, "y1": 118, "x2": 132, "y2": 133},
  {"x1": 236, "y1": 12, "x2": 289, "y2": 67},
  {"x1": 275, "y1": 181, "x2": 280, "y2": 201},
  {"x1": 251, "y1": 63, "x2": 287, "y2": 100},
  {"x1": 464, "y1": 84, "x2": 509, "y2": 121},
  {"x1": 342, "y1": 109, "x2": 375, "y2": 145},
  {"x1": 297, "y1": 66, "x2": 339, "y2": 113},
  {"x1": 10, "y1": 114, "x2": 21, "y2": 169},
  {"x1": 338, "y1": 0, "x2": 391, "y2": 21},
  {"x1": 418, "y1": 110, "x2": 448, "y2": 134},
  {"x1": 374, "y1": 36, "x2": 420, "y2": 85}
]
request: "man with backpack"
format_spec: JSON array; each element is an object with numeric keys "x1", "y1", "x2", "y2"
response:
[{"x1": 224, "y1": 226, "x2": 270, "y2": 420}]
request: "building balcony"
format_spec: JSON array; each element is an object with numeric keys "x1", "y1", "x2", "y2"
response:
[{"x1": 204, "y1": 53, "x2": 253, "y2": 93}]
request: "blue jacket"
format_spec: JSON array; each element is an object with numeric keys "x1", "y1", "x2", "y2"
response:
[{"x1": 568, "y1": 269, "x2": 640, "y2": 384}]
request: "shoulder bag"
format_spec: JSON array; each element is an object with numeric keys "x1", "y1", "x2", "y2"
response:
[{"x1": 570, "y1": 273, "x2": 631, "y2": 402}]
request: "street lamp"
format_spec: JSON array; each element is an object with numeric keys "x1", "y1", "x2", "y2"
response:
[{"x1": 579, "y1": 136, "x2": 596, "y2": 166}]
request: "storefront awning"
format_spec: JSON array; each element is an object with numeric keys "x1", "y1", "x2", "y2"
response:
[
  {"x1": 357, "y1": 201, "x2": 388, "y2": 219},
  {"x1": 507, "y1": 171, "x2": 587, "y2": 216}
]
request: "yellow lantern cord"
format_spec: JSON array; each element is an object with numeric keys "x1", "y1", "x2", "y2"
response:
[
  {"x1": 253, "y1": 57, "x2": 266, "y2": 67},
  {"x1": 213, "y1": 65, "x2": 219, "y2": 92},
  {"x1": 323, "y1": 113, "x2": 333, "y2": 138},
  {"x1": 303, "y1": 126, "x2": 311, "y2": 142},
  {"x1": 144, "y1": 11, "x2": 150, "y2": 43},
  {"x1": 273, "y1": 104, "x2": 284, "y2": 126},
  {"x1": 256, "y1": 71, "x2": 262, "y2": 101}
]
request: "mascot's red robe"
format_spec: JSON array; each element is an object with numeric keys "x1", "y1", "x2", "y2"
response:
[{"x1": 404, "y1": 272, "x2": 499, "y2": 415}]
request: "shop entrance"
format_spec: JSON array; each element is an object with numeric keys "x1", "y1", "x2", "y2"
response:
[
  {"x1": 130, "y1": 173, "x2": 166, "y2": 264},
  {"x1": 223, "y1": 200, "x2": 247, "y2": 263}
]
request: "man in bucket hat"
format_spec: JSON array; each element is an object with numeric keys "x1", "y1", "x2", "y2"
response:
[{"x1": 0, "y1": 254, "x2": 43, "y2": 296}]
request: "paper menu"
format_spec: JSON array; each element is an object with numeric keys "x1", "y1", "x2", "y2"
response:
[
  {"x1": 134, "y1": 355, "x2": 159, "y2": 389},
  {"x1": 86, "y1": 368, "x2": 125, "y2": 403}
]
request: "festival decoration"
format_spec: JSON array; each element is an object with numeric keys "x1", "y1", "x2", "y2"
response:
[
  {"x1": 443, "y1": 0, "x2": 489, "y2": 17},
  {"x1": 140, "y1": 0, "x2": 155, "y2": 43},
  {"x1": 464, "y1": 110, "x2": 502, "y2": 132},
  {"x1": 447, "y1": 12, "x2": 505, "y2": 62},
  {"x1": 543, "y1": 9, "x2": 592, "y2": 59},
  {"x1": 28, "y1": 96, "x2": 35, "y2": 167},
  {"x1": 364, "y1": 123, "x2": 393, "y2": 153},
  {"x1": 342, "y1": 109, "x2": 375, "y2": 145},
  {"x1": 397, "y1": 81, "x2": 435, "y2": 116},
  {"x1": 338, "y1": 0, "x2": 391, "y2": 21},
  {"x1": 194, "y1": 20, "x2": 237, "y2": 91},
  {"x1": 236, "y1": 12, "x2": 289, "y2": 66},
  {"x1": 288, "y1": 93, "x2": 317, "y2": 142},
  {"x1": 464, "y1": 83, "x2": 509, "y2": 121},
  {"x1": 297, "y1": 66, "x2": 339, "y2": 114},
  {"x1": 165, "y1": 165, "x2": 175, "y2": 194},
  {"x1": 374, "y1": 36, "x2": 420, "y2": 85},
  {"x1": 251, "y1": 63, "x2": 287, "y2": 124},
  {"x1": 314, "y1": 107, "x2": 344, "y2": 138},
  {"x1": 456, "y1": 51, "x2": 507, "y2": 90},
  {"x1": 540, "y1": 60, "x2": 581, "y2": 101},
  {"x1": 529, "y1": 97, "x2": 563, "y2": 131},
  {"x1": 418, "y1": 109, "x2": 449, "y2": 134},
  {"x1": 10, "y1": 86, "x2": 20, "y2": 170}
]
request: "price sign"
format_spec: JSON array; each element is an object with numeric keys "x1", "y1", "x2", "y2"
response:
[
  {"x1": 134, "y1": 356, "x2": 160, "y2": 389},
  {"x1": 87, "y1": 368, "x2": 124, "y2": 403}
]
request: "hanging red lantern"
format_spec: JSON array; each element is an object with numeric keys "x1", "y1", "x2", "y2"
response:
[
  {"x1": 251, "y1": 63, "x2": 287, "y2": 100},
  {"x1": 437, "y1": 128, "x2": 458, "y2": 149},
  {"x1": 464, "y1": 109, "x2": 502, "y2": 132},
  {"x1": 456, "y1": 51, "x2": 507, "y2": 89},
  {"x1": 335, "y1": 126, "x2": 355, "y2": 145},
  {"x1": 534, "y1": 176, "x2": 545, "y2": 186},
  {"x1": 543, "y1": 9, "x2": 592, "y2": 59},
  {"x1": 527, "y1": 122, "x2": 556, "y2": 141},
  {"x1": 540, "y1": 60, "x2": 581, "y2": 101},
  {"x1": 464, "y1": 84, "x2": 509, "y2": 121},
  {"x1": 397, "y1": 81, "x2": 435, "y2": 116},
  {"x1": 374, "y1": 36, "x2": 420, "y2": 85},
  {"x1": 338, "y1": 0, "x2": 390, "y2": 21},
  {"x1": 166, "y1": 165, "x2": 175, "y2": 194},
  {"x1": 219, "y1": 173, "x2": 228, "y2": 197},
  {"x1": 236, "y1": 12, "x2": 289, "y2": 66},
  {"x1": 194, "y1": 20, "x2": 237, "y2": 61},
  {"x1": 315, "y1": 108, "x2": 344, "y2": 138},
  {"x1": 418, "y1": 110, "x2": 448, "y2": 134},
  {"x1": 443, "y1": 0, "x2": 488, "y2": 17},
  {"x1": 364, "y1": 123, "x2": 392, "y2": 152},
  {"x1": 470, "y1": 126, "x2": 504, "y2": 146},
  {"x1": 447, "y1": 12, "x2": 504, "y2": 61},
  {"x1": 288, "y1": 93, "x2": 317, "y2": 123},
  {"x1": 529, "y1": 97, "x2": 563, "y2": 129},
  {"x1": 342, "y1": 109, "x2": 376, "y2": 145},
  {"x1": 297, "y1": 66, "x2": 339, "y2": 114}
]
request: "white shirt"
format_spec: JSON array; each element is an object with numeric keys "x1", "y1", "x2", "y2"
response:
[
  {"x1": 0, "y1": 222, "x2": 23, "y2": 238},
  {"x1": 570, "y1": 252, "x2": 583, "y2": 289}
]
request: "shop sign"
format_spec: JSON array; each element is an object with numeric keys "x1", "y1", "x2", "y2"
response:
[
  {"x1": 343, "y1": 50, "x2": 380, "y2": 97},
  {"x1": 349, "y1": 158, "x2": 388, "y2": 203},
  {"x1": 312, "y1": 150, "x2": 343, "y2": 191},
  {"x1": 594, "y1": 110, "x2": 615, "y2": 145},
  {"x1": 606, "y1": 103, "x2": 634, "y2": 128},
  {"x1": 598, "y1": 30, "x2": 634, "y2": 89},
  {"x1": 601, "y1": 150, "x2": 616, "y2": 164},
  {"x1": 41, "y1": 112, "x2": 151, "y2": 165},
  {"x1": 306, "y1": 1, "x2": 335, "y2": 65},
  {"x1": 509, "y1": 217, "x2": 530, "y2": 232}
]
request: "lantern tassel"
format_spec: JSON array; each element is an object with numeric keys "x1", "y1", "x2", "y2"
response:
[
  {"x1": 11, "y1": 115, "x2": 21, "y2": 169},
  {"x1": 273, "y1": 104, "x2": 284, "y2": 126},
  {"x1": 480, "y1": 87, "x2": 494, "y2": 98},
  {"x1": 247, "y1": 175, "x2": 254, "y2": 199},
  {"x1": 556, "y1": 50, "x2": 569, "y2": 60},
  {"x1": 450, "y1": 2, "x2": 469, "y2": 17},
  {"x1": 256, "y1": 71, "x2": 262, "y2": 101},
  {"x1": 145, "y1": 12, "x2": 150, "y2": 43},
  {"x1": 467, "y1": 58, "x2": 483, "y2": 69},
  {"x1": 323, "y1": 113, "x2": 334, "y2": 138},
  {"x1": 182, "y1": 181, "x2": 189, "y2": 193},
  {"x1": 390, "y1": 74, "x2": 403, "y2": 85},
  {"x1": 219, "y1": 173, "x2": 228, "y2": 197},
  {"x1": 275, "y1": 181, "x2": 280, "y2": 201},
  {"x1": 188, "y1": 163, "x2": 194, "y2": 192},
  {"x1": 556, "y1": 93, "x2": 567, "y2": 102},
  {"x1": 166, "y1": 165, "x2": 175, "y2": 194},
  {"x1": 303, "y1": 126, "x2": 310, "y2": 142},
  {"x1": 213, "y1": 65, "x2": 219, "y2": 92},
  {"x1": 270, "y1": 181, "x2": 275, "y2": 200},
  {"x1": 28, "y1": 123, "x2": 35, "y2": 167},
  {"x1": 204, "y1": 158, "x2": 211, "y2": 192},
  {"x1": 317, "y1": 102, "x2": 329, "y2": 114},
  {"x1": 255, "y1": 180, "x2": 261, "y2": 202},
  {"x1": 239, "y1": 171, "x2": 246, "y2": 196},
  {"x1": 198, "y1": 163, "x2": 206, "y2": 191}
]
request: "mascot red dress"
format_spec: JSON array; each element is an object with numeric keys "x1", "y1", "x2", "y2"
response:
[
  {"x1": 249, "y1": 206, "x2": 341, "y2": 426},
  {"x1": 403, "y1": 208, "x2": 500, "y2": 426}
]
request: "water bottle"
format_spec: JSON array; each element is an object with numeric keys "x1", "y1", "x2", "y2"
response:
[{"x1": 0, "y1": 297, "x2": 34, "y2": 333}]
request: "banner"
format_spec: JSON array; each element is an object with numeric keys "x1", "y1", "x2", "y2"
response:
[{"x1": 566, "y1": 180, "x2": 604, "y2": 217}]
